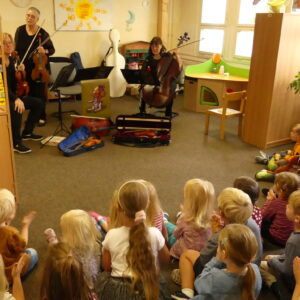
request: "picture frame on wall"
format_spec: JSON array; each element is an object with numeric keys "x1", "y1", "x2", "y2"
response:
[{"x1": 54, "y1": 0, "x2": 112, "y2": 31}]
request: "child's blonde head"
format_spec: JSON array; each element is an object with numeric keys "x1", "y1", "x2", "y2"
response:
[
  {"x1": 292, "y1": 124, "x2": 300, "y2": 136},
  {"x1": 275, "y1": 172, "x2": 300, "y2": 199},
  {"x1": 0, "y1": 189, "x2": 15, "y2": 224},
  {"x1": 219, "y1": 224, "x2": 257, "y2": 300},
  {"x1": 60, "y1": 209, "x2": 100, "y2": 253},
  {"x1": 118, "y1": 180, "x2": 159, "y2": 300},
  {"x1": 217, "y1": 188, "x2": 252, "y2": 224},
  {"x1": 0, "y1": 254, "x2": 8, "y2": 298},
  {"x1": 183, "y1": 178, "x2": 215, "y2": 228},
  {"x1": 139, "y1": 180, "x2": 163, "y2": 227},
  {"x1": 288, "y1": 190, "x2": 300, "y2": 216}
]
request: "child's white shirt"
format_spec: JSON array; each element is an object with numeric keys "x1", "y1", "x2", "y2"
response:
[{"x1": 102, "y1": 226, "x2": 165, "y2": 277}]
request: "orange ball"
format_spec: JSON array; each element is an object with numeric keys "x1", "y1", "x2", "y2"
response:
[{"x1": 212, "y1": 53, "x2": 221, "y2": 64}]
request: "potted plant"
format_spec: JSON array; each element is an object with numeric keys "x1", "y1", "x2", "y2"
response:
[{"x1": 289, "y1": 71, "x2": 300, "y2": 94}]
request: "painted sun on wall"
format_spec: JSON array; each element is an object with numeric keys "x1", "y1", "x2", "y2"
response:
[{"x1": 54, "y1": 0, "x2": 112, "y2": 31}]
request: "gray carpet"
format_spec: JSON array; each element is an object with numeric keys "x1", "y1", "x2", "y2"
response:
[{"x1": 12, "y1": 94, "x2": 286, "y2": 299}]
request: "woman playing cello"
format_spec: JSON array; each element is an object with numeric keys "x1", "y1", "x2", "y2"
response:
[
  {"x1": 15, "y1": 6, "x2": 55, "y2": 126},
  {"x1": 140, "y1": 37, "x2": 182, "y2": 118}
]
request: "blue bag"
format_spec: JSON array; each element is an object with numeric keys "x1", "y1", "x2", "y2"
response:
[{"x1": 58, "y1": 126, "x2": 104, "y2": 157}]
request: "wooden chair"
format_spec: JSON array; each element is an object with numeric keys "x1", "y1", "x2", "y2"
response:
[{"x1": 204, "y1": 90, "x2": 247, "y2": 140}]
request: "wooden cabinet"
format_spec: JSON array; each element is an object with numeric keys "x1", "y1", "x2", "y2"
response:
[
  {"x1": 184, "y1": 74, "x2": 248, "y2": 112},
  {"x1": 243, "y1": 13, "x2": 300, "y2": 149},
  {"x1": 0, "y1": 18, "x2": 18, "y2": 196}
]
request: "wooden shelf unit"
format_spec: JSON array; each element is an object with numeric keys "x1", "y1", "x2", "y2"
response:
[
  {"x1": 121, "y1": 41, "x2": 150, "y2": 69},
  {"x1": 0, "y1": 18, "x2": 18, "y2": 197},
  {"x1": 243, "y1": 13, "x2": 300, "y2": 149}
]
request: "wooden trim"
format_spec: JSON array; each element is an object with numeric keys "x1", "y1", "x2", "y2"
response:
[
  {"x1": 0, "y1": 17, "x2": 18, "y2": 199},
  {"x1": 157, "y1": 0, "x2": 169, "y2": 47}
]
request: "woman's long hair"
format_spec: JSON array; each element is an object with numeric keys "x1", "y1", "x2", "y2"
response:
[
  {"x1": 118, "y1": 180, "x2": 160, "y2": 300},
  {"x1": 148, "y1": 36, "x2": 166, "y2": 56},
  {"x1": 218, "y1": 224, "x2": 258, "y2": 300},
  {"x1": 40, "y1": 242, "x2": 91, "y2": 300}
]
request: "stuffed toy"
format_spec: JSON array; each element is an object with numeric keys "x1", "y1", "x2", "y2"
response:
[{"x1": 255, "y1": 124, "x2": 300, "y2": 182}]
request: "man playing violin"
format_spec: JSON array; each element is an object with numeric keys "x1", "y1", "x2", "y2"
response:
[
  {"x1": 15, "y1": 6, "x2": 55, "y2": 126},
  {"x1": 140, "y1": 36, "x2": 182, "y2": 118},
  {"x1": 3, "y1": 33, "x2": 43, "y2": 154}
]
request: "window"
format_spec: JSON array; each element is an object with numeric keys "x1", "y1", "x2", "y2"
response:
[{"x1": 199, "y1": 0, "x2": 268, "y2": 63}]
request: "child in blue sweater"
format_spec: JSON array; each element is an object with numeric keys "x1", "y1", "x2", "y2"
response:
[{"x1": 192, "y1": 224, "x2": 262, "y2": 300}]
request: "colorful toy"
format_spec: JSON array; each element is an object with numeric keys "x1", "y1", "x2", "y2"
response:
[
  {"x1": 87, "y1": 85, "x2": 106, "y2": 113},
  {"x1": 211, "y1": 53, "x2": 222, "y2": 73},
  {"x1": 255, "y1": 124, "x2": 300, "y2": 182}
]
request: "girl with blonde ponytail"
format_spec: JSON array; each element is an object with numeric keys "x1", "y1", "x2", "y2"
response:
[
  {"x1": 192, "y1": 224, "x2": 262, "y2": 300},
  {"x1": 96, "y1": 180, "x2": 170, "y2": 300}
]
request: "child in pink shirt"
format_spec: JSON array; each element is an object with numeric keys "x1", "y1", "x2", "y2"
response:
[
  {"x1": 169, "y1": 178, "x2": 215, "y2": 259},
  {"x1": 261, "y1": 172, "x2": 300, "y2": 246}
]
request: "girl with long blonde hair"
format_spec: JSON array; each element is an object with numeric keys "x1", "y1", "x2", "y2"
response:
[
  {"x1": 95, "y1": 180, "x2": 170, "y2": 300},
  {"x1": 170, "y1": 178, "x2": 215, "y2": 259},
  {"x1": 193, "y1": 224, "x2": 262, "y2": 300},
  {"x1": 44, "y1": 209, "x2": 101, "y2": 289}
]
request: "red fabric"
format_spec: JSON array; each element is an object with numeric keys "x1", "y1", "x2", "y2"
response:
[{"x1": 261, "y1": 197, "x2": 294, "y2": 245}]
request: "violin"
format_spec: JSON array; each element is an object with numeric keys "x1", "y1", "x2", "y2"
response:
[
  {"x1": 31, "y1": 33, "x2": 50, "y2": 83},
  {"x1": 11, "y1": 51, "x2": 30, "y2": 97},
  {"x1": 142, "y1": 32, "x2": 190, "y2": 107}
]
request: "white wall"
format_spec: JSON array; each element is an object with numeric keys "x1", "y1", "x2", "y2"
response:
[{"x1": 0, "y1": 0, "x2": 158, "y2": 67}]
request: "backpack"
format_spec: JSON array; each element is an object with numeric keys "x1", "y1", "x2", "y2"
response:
[{"x1": 70, "y1": 52, "x2": 84, "y2": 70}]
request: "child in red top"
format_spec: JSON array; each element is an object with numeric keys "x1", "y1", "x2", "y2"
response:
[
  {"x1": 261, "y1": 172, "x2": 300, "y2": 246},
  {"x1": 234, "y1": 176, "x2": 262, "y2": 228}
]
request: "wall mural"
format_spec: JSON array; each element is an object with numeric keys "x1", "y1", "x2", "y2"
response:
[{"x1": 54, "y1": 0, "x2": 112, "y2": 31}]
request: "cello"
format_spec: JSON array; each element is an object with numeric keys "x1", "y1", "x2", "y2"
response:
[
  {"x1": 105, "y1": 29, "x2": 127, "y2": 98},
  {"x1": 142, "y1": 33, "x2": 190, "y2": 108}
]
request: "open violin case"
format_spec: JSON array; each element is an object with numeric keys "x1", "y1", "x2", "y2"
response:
[
  {"x1": 58, "y1": 126, "x2": 104, "y2": 157},
  {"x1": 112, "y1": 113, "x2": 171, "y2": 147}
]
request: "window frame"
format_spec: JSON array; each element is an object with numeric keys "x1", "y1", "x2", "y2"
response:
[{"x1": 198, "y1": 0, "x2": 258, "y2": 65}]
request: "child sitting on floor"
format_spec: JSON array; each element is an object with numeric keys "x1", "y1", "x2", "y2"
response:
[
  {"x1": 168, "y1": 179, "x2": 215, "y2": 259},
  {"x1": 171, "y1": 187, "x2": 262, "y2": 299},
  {"x1": 0, "y1": 188, "x2": 38, "y2": 283},
  {"x1": 233, "y1": 176, "x2": 262, "y2": 227},
  {"x1": 95, "y1": 180, "x2": 170, "y2": 300},
  {"x1": 40, "y1": 242, "x2": 97, "y2": 300},
  {"x1": 44, "y1": 209, "x2": 101, "y2": 289},
  {"x1": 261, "y1": 172, "x2": 300, "y2": 246},
  {"x1": 192, "y1": 224, "x2": 262, "y2": 300},
  {"x1": 260, "y1": 190, "x2": 300, "y2": 299}
]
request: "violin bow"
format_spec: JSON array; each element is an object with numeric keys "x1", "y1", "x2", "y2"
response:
[
  {"x1": 168, "y1": 38, "x2": 205, "y2": 53},
  {"x1": 20, "y1": 19, "x2": 45, "y2": 65},
  {"x1": 28, "y1": 20, "x2": 68, "y2": 59}
]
